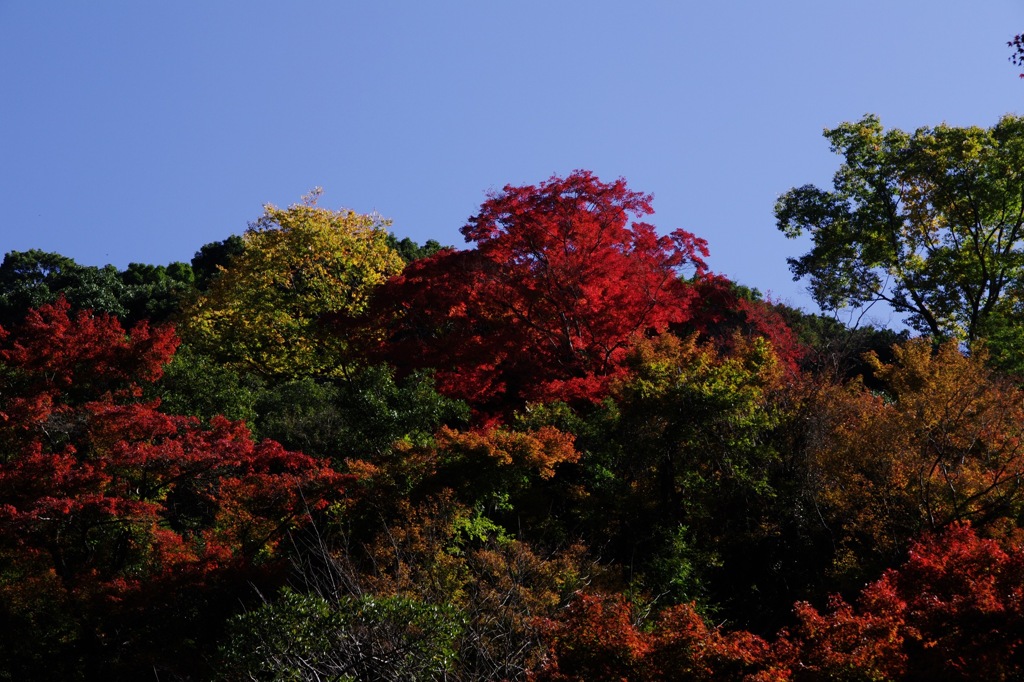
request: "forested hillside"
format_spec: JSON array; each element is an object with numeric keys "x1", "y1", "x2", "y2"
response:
[{"x1": 5, "y1": 132, "x2": 1024, "y2": 680}]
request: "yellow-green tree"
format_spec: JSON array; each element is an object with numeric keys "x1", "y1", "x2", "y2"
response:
[{"x1": 179, "y1": 190, "x2": 404, "y2": 377}]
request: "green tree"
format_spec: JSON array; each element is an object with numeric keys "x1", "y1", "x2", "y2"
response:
[
  {"x1": 118, "y1": 260, "x2": 195, "y2": 324},
  {"x1": 190, "y1": 234, "x2": 245, "y2": 291},
  {"x1": 607, "y1": 333, "x2": 791, "y2": 613},
  {"x1": 776, "y1": 115, "x2": 1024, "y2": 347},
  {"x1": 220, "y1": 589, "x2": 463, "y2": 682},
  {"x1": 151, "y1": 344, "x2": 264, "y2": 424},
  {"x1": 0, "y1": 250, "x2": 195, "y2": 327},
  {"x1": 0, "y1": 250, "x2": 126, "y2": 325},
  {"x1": 385, "y1": 234, "x2": 445, "y2": 263},
  {"x1": 252, "y1": 366, "x2": 468, "y2": 463},
  {"x1": 178, "y1": 190, "x2": 404, "y2": 378}
]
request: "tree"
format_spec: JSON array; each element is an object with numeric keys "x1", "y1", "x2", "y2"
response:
[
  {"x1": 189, "y1": 234, "x2": 245, "y2": 291},
  {"x1": 151, "y1": 343, "x2": 265, "y2": 425},
  {"x1": 776, "y1": 115, "x2": 1024, "y2": 347},
  {"x1": 251, "y1": 366, "x2": 468, "y2": 463},
  {"x1": 1010, "y1": 34, "x2": 1024, "y2": 78},
  {"x1": 532, "y1": 593, "x2": 775, "y2": 681},
  {"x1": 772, "y1": 303, "x2": 909, "y2": 385},
  {"x1": 0, "y1": 250, "x2": 196, "y2": 328},
  {"x1": 370, "y1": 170, "x2": 710, "y2": 412},
  {"x1": 0, "y1": 300, "x2": 346, "y2": 678},
  {"x1": 797, "y1": 338, "x2": 1024, "y2": 586},
  {"x1": 385, "y1": 234, "x2": 445, "y2": 263},
  {"x1": 220, "y1": 588, "x2": 463, "y2": 682},
  {"x1": 118, "y1": 260, "x2": 195, "y2": 324},
  {"x1": 179, "y1": 190, "x2": 404, "y2": 378},
  {"x1": 679, "y1": 275, "x2": 805, "y2": 373},
  {"x1": 603, "y1": 333, "x2": 793, "y2": 613},
  {"x1": 532, "y1": 524, "x2": 1024, "y2": 681},
  {"x1": 777, "y1": 523, "x2": 1024, "y2": 681},
  {"x1": 0, "y1": 250, "x2": 127, "y2": 326}
]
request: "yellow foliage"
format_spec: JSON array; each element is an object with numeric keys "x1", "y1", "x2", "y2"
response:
[{"x1": 179, "y1": 192, "x2": 404, "y2": 377}]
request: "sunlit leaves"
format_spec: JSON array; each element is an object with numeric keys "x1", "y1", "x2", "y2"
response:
[
  {"x1": 372, "y1": 170, "x2": 710, "y2": 413},
  {"x1": 777, "y1": 115, "x2": 1024, "y2": 354},
  {"x1": 180, "y1": 192, "x2": 404, "y2": 378}
]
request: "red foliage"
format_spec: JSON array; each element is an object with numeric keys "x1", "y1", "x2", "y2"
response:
[
  {"x1": 371, "y1": 171, "x2": 710, "y2": 413},
  {"x1": 775, "y1": 592, "x2": 907, "y2": 681},
  {"x1": 776, "y1": 523, "x2": 1024, "y2": 680},
  {"x1": 0, "y1": 300, "x2": 346, "y2": 574},
  {"x1": 882, "y1": 523, "x2": 1024, "y2": 680},
  {"x1": 683, "y1": 275, "x2": 804, "y2": 372},
  {"x1": 0, "y1": 300, "x2": 347, "y2": 673},
  {"x1": 533, "y1": 525, "x2": 1024, "y2": 680},
  {"x1": 532, "y1": 593, "x2": 778, "y2": 681},
  {"x1": 0, "y1": 296, "x2": 177, "y2": 399},
  {"x1": 532, "y1": 593, "x2": 650, "y2": 681},
  {"x1": 0, "y1": 297, "x2": 180, "y2": 456},
  {"x1": 647, "y1": 603, "x2": 777, "y2": 681}
]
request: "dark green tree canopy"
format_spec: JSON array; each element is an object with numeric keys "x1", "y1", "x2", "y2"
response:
[
  {"x1": 0, "y1": 249, "x2": 193, "y2": 326},
  {"x1": 190, "y1": 234, "x2": 245, "y2": 291},
  {"x1": 776, "y1": 114, "x2": 1024, "y2": 346},
  {"x1": 385, "y1": 234, "x2": 445, "y2": 263}
]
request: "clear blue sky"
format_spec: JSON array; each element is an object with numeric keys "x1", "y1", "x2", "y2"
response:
[{"x1": 2, "y1": 2, "x2": 1022, "y2": 315}]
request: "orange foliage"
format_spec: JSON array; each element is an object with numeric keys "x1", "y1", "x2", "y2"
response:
[
  {"x1": 436, "y1": 425, "x2": 579, "y2": 480},
  {"x1": 533, "y1": 593, "x2": 780, "y2": 681},
  {"x1": 801, "y1": 338, "x2": 1024, "y2": 576}
]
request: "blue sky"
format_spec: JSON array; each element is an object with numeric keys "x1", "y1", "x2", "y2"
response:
[{"x1": 2, "y1": 2, "x2": 1022, "y2": 316}]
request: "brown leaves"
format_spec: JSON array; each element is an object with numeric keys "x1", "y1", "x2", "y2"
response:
[{"x1": 802, "y1": 338, "x2": 1024, "y2": 579}]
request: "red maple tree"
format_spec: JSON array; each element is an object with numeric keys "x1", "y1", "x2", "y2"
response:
[
  {"x1": 0, "y1": 300, "x2": 346, "y2": 676},
  {"x1": 776, "y1": 522, "x2": 1024, "y2": 680},
  {"x1": 532, "y1": 593, "x2": 776, "y2": 681},
  {"x1": 371, "y1": 170, "x2": 710, "y2": 413}
]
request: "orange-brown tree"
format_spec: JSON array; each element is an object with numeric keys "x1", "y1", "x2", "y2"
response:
[{"x1": 800, "y1": 338, "x2": 1024, "y2": 584}]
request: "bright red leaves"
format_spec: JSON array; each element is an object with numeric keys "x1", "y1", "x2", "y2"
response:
[
  {"x1": 372, "y1": 170, "x2": 711, "y2": 412},
  {"x1": 0, "y1": 298, "x2": 345, "y2": 577}
]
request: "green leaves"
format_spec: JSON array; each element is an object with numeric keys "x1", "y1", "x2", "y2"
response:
[
  {"x1": 777, "y1": 114, "x2": 1024, "y2": 350},
  {"x1": 0, "y1": 250, "x2": 196, "y2": 328},
  {"x1": 220, "y1": 589, "x2": 463, "y2": 681}
]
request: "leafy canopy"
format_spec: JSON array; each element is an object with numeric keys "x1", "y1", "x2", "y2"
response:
[
  {"x1": 777, "y1": 114, "x2": 1024, "y2": 346},
  {"x1": 179, "y1": 190, "x2": 404, "y2": 378},
  {"x1": 796, "y1": 337, "x2": 1024, "y2": 587},
  {"x1": 0, "y1": 249, "x2": 194, "y2": 327},
  {"x1": 373, "y1": 170, "x2": 710, "y2": 411},
  {"x1": 0, "y1": 299, "x2": 345, "y2": 678}
]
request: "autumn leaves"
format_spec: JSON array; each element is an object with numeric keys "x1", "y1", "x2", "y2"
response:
[{"x1": 4, "y1": 166, "x2": 1024, "y2": 678}]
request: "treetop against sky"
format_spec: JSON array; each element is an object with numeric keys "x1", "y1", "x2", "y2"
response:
[{"x1": 2, "y1": 2, "x2": 1022, "y2": 315}]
